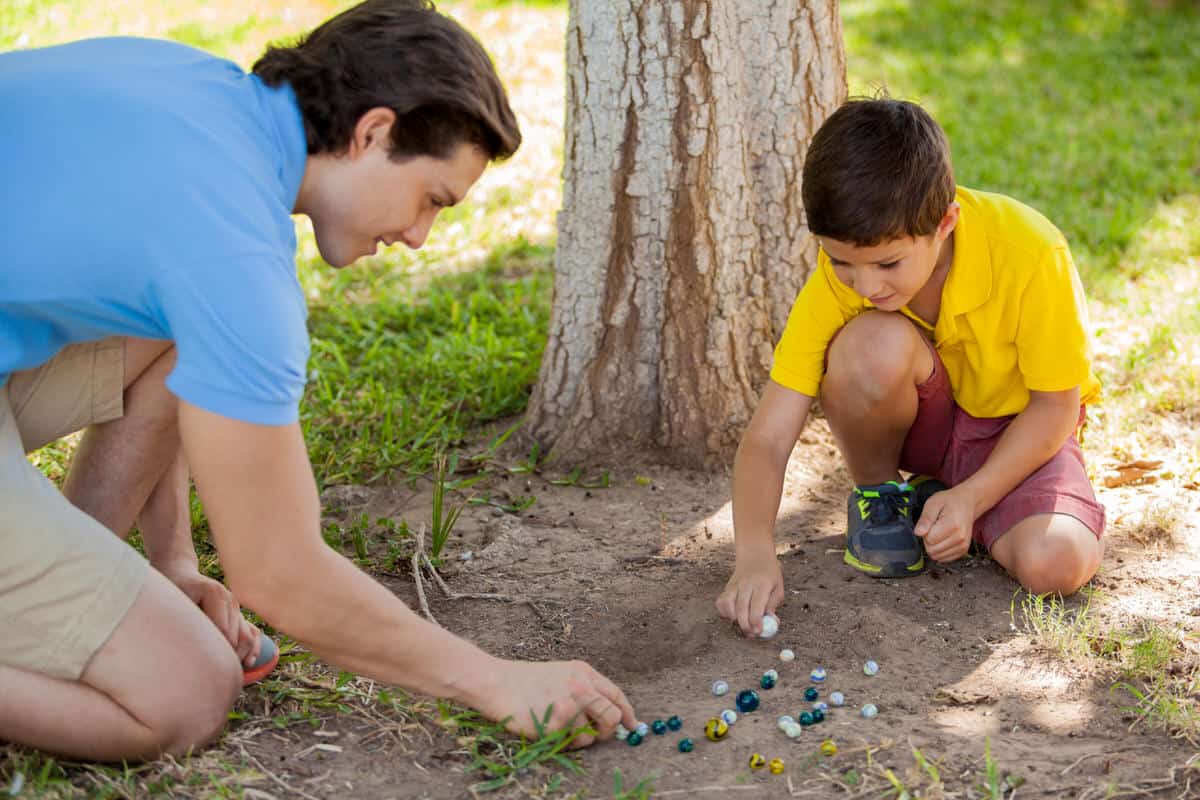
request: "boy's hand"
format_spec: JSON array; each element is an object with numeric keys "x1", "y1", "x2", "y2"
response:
[
  {"x1": 467, "y1": 659, "x2": 637, "y2": 749},
  {"x1": 715, "y1": 552, "x2": 784, "y2": 637},
  {"x1": 914, "y1": 487, "x2": 975, "y2": 562}
]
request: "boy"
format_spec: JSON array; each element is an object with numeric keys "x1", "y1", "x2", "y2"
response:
[
  {"x1": 716, "y1": 98, "x2": 1105, "y2": 636},
  {"x1": 0, "y1": 0, "x2": 635, "y2": 761}
]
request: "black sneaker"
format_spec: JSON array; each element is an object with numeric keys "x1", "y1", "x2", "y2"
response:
[
  {"x1": 909, "y1": 475, "x2": 949, "y2": 526},
  {"x1": 843, "y1": 481, "x2": 926, "y2": 578}
]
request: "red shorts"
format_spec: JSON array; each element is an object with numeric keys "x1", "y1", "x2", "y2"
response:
[{"x1": 898, "y1": 341, "x2": 1106, "y2": 551}]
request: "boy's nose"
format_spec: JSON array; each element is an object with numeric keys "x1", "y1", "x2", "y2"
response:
[{"x1": 852, "y1": 271, "x2": 880, "y2": 298}]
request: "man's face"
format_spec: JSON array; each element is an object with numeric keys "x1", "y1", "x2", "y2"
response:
[
  {"x1": 817, "y1": 205, "x2": 958, "y2": 311},
  {"x1": 306, "y1": 112, "x2": 488, "y2": 267}
]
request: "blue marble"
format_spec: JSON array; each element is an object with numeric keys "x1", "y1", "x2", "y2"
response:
[
  {"x1": 666, "y1": 715, "x2": 682, "y2": 731},
  {"x1": 735, "y1": 689, "x2": 760, "y2": 713}
]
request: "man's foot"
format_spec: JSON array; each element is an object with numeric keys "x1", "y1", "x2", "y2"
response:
[
  {"x1": 843, "y1": 481, "x2": 925, "y2": 578},
  {"x1": 242, "y1": 631, "x2": 279, "y2": 686}
]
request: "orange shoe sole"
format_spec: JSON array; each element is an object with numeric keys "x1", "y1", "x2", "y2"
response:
[{"x1": 242, "y1": 632, "x2": 279, "y2": 686}]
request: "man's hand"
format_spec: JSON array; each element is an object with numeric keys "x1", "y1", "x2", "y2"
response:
[
  {"x1": 467, "y1": 659, "x2": 638, "y2": 748},
  {"x1": 156, "y1": 560, "x2": 261, "y2": 667},
  {"x1": 914, "y1": 486, "x2": 976, "y2": 563},
  {"x1": 715, "y1": 552, "x2": 784, "y2": 637}
]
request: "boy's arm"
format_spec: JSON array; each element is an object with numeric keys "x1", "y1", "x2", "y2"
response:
[
  {"x1": 716, "y1": 380, "x2": 813, "y2": 636},
  {"x1": 916, "y1": 386, "x2": 1080, "y2": 562},
  {"x1": 178, "y1": 400, "x2": 637, "y2": 744}
]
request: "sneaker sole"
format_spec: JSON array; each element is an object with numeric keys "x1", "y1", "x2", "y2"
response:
[
  {"x1": 242, "y1": 632, "x2": 279, "y2": 687},
  {"x1": 844, "y1": 548, "x2": 926, "y2": 579}
]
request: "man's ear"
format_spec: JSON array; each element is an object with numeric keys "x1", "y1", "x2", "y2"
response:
[
  {"x1": 936, "y1": 201, "x2": 960, "y2": 241},
  {"x1": 347, "y1": 107, "x2": 396, "y2": 159}
]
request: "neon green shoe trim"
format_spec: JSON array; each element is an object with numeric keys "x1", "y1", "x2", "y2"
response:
[
  {"x1": 906, "y1": 556, "x2": 926, "y2": 572},
  {"x1": 843, "y1": 549, "x2": 883, "y2": 573}
]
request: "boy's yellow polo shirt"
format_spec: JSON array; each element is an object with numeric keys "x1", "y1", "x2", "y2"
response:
[{"x1": 771, "y1": 186, "x2": 1101, "y2": 418}]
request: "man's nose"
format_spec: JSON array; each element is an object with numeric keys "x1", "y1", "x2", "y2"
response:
[{"x1": 402, "y1": 212, "x2": 438, "y2": 250}]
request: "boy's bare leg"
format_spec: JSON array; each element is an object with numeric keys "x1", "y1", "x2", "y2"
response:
[
  {"x1": 820, "y1": 311, "x2": 934, "y2": 485},
  {"x1": 0, "y1": 569, "x2": 242, "y2": 761},
  {"x1": 989, "y1": 513, "x2": 1104, "y2": 595}
]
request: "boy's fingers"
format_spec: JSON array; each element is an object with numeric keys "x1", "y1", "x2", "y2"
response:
[
  {"x1": 736, "y1": 585, "x2": 756, "y2": 636},
  {"x1": 715, "y1": 590, "x2": 735, "y2": 621},
  {"x1": 767, "y1": 583, "x2": 784, "y2": 614}
]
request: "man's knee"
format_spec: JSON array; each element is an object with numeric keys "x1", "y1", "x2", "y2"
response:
[{"x1": 155, "y1": 653, "x2": 241, "y2": 758}]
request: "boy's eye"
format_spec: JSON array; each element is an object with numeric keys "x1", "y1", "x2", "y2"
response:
[{"x1": 879, "y1": 260, "x2": 900, "y2": 269}]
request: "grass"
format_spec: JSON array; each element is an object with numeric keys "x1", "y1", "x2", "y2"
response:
[
  {"x1": 3, "y1": 0, "x2": 1200, "y2": 796},
  {"x1": 1017, "y1": 590, "x2": 1200, "y2": 743}
]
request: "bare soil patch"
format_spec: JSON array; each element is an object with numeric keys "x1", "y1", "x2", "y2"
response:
[{"x1": 237, "y1": 415, "x2": 1200, "y2": 798}]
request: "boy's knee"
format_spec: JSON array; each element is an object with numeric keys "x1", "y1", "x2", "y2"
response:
[
  {"x1": 826, "y1": 312, "x2": 921, "y2": 391},
  {"x1": 1011, "y1": 528, "x2": 1101, "y2": 596}
]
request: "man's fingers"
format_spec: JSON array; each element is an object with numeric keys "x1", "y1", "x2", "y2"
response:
[
  {"x1": 590, "y1": 671, "x2": 637, "y2": 730},
  {"x1": 584, "y1": 696, "x2": 622, "y2": 738}
]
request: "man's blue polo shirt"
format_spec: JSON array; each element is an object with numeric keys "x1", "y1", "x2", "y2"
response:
[{"x1": 0, "y1": 37, "x2": 310, "y2": 425}]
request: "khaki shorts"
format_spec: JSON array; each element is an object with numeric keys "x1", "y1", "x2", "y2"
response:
[{"x1": 0, "y1": 339, "x2": 149, "y2": 680}]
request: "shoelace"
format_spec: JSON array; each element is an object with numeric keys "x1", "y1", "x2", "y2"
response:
[{"x1": 859, "y1": 485, "x2": 912, "y2": 524}]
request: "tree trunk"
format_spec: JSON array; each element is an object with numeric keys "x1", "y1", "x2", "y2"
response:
[{"x1": 527, "y1": 0, "x2": 846, "y2": 468}]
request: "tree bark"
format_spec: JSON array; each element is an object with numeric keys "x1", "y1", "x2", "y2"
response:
[{"x1": 527, "y1": 0, "x2": 846, "y2": 468}]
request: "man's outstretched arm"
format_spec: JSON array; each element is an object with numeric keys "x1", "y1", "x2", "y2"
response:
[{"x1": 178, "y1": 400, "x2": 636, "y2": 745}]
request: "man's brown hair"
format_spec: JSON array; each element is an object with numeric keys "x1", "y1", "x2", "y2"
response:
[
  {"x1": 801, "y1": 98, "x2": 954, "y2": 245},
  {"x1": 253, "y1": 0, "x2": 520, "y2": 163}
]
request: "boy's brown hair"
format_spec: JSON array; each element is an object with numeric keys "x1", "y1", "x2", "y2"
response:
[
  {"x1": 801, "y1": 98, "x2": 954, "y2": 246},
  {"x1": 253, "y1": 0, "x2": 520, "y2": 163}
]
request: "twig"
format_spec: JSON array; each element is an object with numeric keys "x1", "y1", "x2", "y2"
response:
[
  {"x1": 1061, "y1": 751, "x2": 1106, "y2": 775},
  {"x1": 419, "y1": 552, "x2": 557, "y2": 624},
  {"x1": 239, "y1": 745, "x2": 323, "y2": 800},
  {"x1": 412, "y1": 524, "x2": 437, "y2": 624},
  {"x1": 650, "y1": 786, "x2": 762, "y2": 796}
]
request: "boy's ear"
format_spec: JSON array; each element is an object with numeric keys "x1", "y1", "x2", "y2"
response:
[
  {"x1": 347, "y1": 107, "x2": 396, "y2": 160},
  {"x1": 936, "y1": 202, "x2": 961, "y2": 240}
]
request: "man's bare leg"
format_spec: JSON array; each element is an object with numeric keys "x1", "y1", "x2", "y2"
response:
[
  {"x1": 62, "y1": 337, "x2": 259, "y2": 660},
  {"x1": 0, "y1": 570, "x2": 242, "y2": 761},
  {"x1": 62, "y1": 338, "x2": 177, "y2": 537}
]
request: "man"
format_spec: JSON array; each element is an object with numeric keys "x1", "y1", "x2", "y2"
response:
[{"x1": 0, "y1": 0, "x2": 636, "y2": 761}]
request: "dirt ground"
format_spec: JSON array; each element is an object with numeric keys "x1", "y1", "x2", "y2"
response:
[{"x1": 232, "y1": 412, "x2": 1200, "y2": 799}]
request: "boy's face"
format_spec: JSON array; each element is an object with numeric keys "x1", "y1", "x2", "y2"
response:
[
  {"x1": 302, "y1": 107, "x2": 488, "y2": 268},
  {"x1": 818, "y1": 204, "x2": 959, "y2": 312}
]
